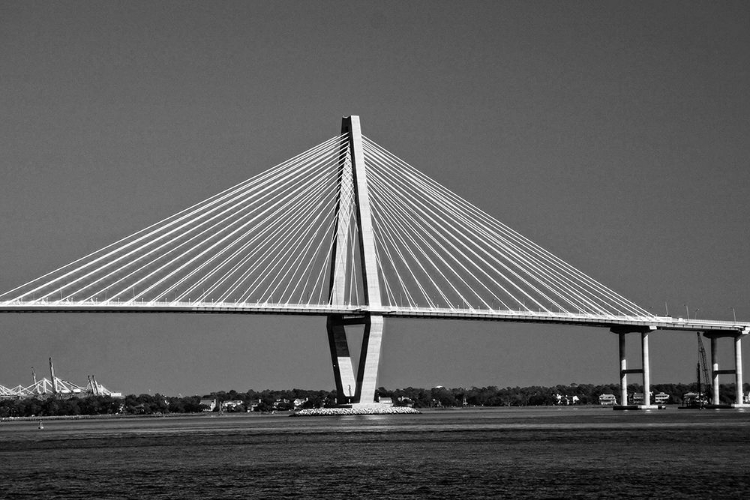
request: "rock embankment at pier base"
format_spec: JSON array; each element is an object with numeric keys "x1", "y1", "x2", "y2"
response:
[{"x1": 291, "y1": 405, "x2": 421, "y2": 416}]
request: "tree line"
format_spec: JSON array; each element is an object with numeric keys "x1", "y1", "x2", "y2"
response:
[
  {"x1": 384, "y1": 382, "x2": 749, "y2": 408},
  {"x1": 1, "y1": 382, "x2": 747, "y2": 418}
]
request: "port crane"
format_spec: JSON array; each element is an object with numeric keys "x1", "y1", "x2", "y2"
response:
[
  {"x1": 696, "y1": 333, "x2": 711, "y2": 401},
  {"x1": 0, "y1": 358, "x2": 121, "y2": 398}
]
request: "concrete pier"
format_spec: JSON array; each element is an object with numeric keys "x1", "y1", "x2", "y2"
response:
[
  {"x1": 703, "y1": 331, "x2": 748, "y2": 408},
  {"x1": 734, "y1": 334, "x2": 744, "y2": 407},
  {"x1": 612, "y1": 326, "x2": 658, "y2": 410},
  {"x1": 327, "y1": 314, "x2": 384, "y2": 405},
  {"x1": 326, "y1": 316, "x2": 357, "y2": 403},
  {"x1": 619, "y1": 333, "x2": 627, "y2": 406},
  {"x1": 711, "y1": 336, "x2": 720, "y2": 406},
  {"x1": 641, "y1": 331, "x2": 652, "y2": 407},
  {"x1": 356, "y1": 315, "x2": 384, "y2": 404}
]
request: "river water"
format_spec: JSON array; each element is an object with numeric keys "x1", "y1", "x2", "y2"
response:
[{"x1": 1, "y1": 407, "x2": 748, "y2": 499}]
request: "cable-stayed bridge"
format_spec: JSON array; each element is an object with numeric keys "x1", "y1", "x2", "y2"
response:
[{"x1": 1, "y1": 116, "x2": 747, "y2": 407}]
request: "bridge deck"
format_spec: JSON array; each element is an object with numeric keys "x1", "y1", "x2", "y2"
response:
[{"x1": 1, "y1": 302, "x2": 746, "y2": 334}]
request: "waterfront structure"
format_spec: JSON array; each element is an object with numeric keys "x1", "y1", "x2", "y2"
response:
[
  {"x1": 598, "y1": 394, "x2": 617, "y2": 406},
  {"x1": 199, "y1": 399, "x2": 217, "y2": 411},
  {"x1": 654, "y1": 392, "x2": 670, "y2": 405},
  {"x1": 0, "y1": 117, "x2": 748, "y2": 407}
]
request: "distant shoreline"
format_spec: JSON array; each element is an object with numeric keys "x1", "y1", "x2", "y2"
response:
[
  {"x1": 0, "y1": 412, "x2": 221, "y2": 423},
  {"x1": 0, "y1": 404, "x2": 648, "y2": 423}
]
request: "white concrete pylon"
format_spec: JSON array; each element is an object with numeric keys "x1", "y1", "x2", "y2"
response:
[{"x1": 326, "y1": 116, "x2": 384, "y2": 404}]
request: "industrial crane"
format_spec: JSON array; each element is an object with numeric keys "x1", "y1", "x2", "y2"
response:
[{"x1": 696, "y1": 333, "x2": 711, "y2": 402}]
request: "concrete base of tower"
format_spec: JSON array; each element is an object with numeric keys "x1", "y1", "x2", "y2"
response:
[
  {"x1": 292, "y1": 404, "x2": 421, "y2": 416},
  {"x1": 637, "y1": 404, "x2": 662, "y2": 410},
  {"x1": 613, "y1": 404, "x2": 663, "y2": 411}
]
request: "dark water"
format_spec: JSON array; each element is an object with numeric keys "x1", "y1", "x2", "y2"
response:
[{"x1": 1, "y1": 407, "x2": 749, "y2": 499}]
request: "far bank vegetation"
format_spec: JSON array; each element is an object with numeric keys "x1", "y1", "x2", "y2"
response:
[{"x1": 2, "y1": 382, "x2": 746, "y2": 418}]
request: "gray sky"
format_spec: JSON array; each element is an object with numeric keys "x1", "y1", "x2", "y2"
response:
[{"x1": 1, "y1": 1, "x2": 749, "y2": 396}]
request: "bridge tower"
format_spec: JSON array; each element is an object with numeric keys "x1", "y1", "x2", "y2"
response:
[{"x1": 327, "y1": 116, "x2": 384, "y2": 405}]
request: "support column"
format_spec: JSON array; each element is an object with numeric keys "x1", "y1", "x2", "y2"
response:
[
  {"x1": 735, "y1": 335, "x2": 743, "y2": 406},
  {"x1": 619, "y1": 333, "x2": 628, "y2": 406},
  {"x1": 327, "y1": 316, "x2": 357, "y2": 404},
  {"x1": 711, "y1": 337, "x2": 720, "y2": 405},
  {"x1": 641, "y1": 331, "x2": 651, "y2": 407},
  {"x1": 356, "y1": 315, "x2": 384, "y2": 404}
]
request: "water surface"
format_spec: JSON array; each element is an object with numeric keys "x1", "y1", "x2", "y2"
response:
[{"x1": 1, "y1": 407, "x2": 748, "y2": 498}]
